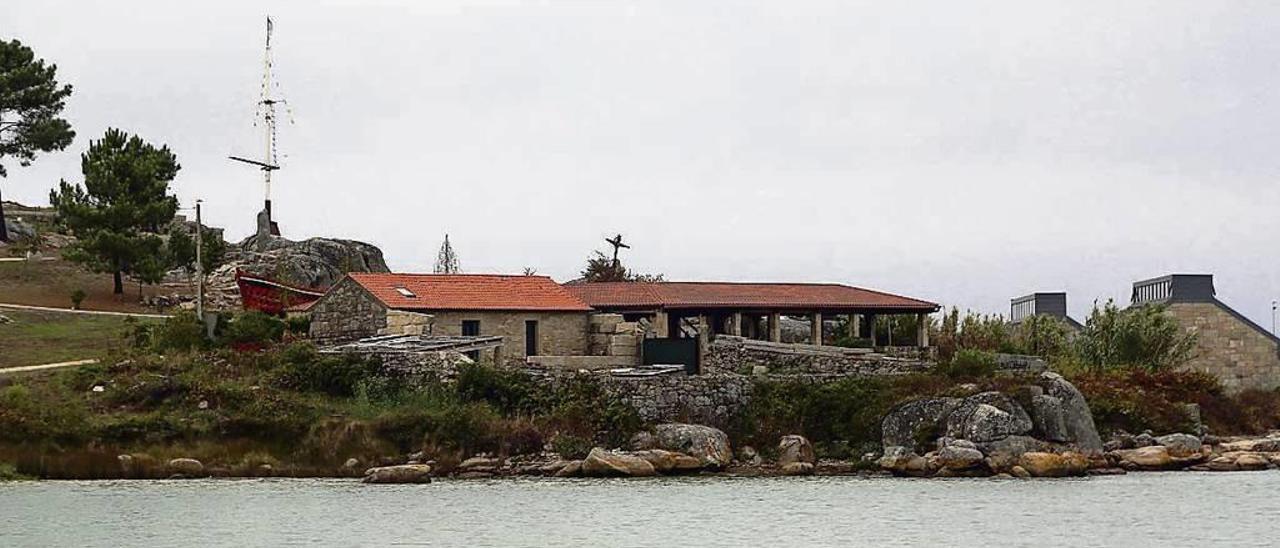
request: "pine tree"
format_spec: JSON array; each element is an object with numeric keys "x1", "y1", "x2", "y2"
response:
[
  {"x1": 434, "y1": 234, "x2": 460, "y2": 274},
  {"x1": 49, "y1": 129, "x2": 179, "y2": 294},
  {"x1": 0, "y1": 39, "x2": 75, "y2": 242}
]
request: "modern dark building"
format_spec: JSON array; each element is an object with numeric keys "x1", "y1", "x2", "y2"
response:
[{"x1": 1009, "y1": 292, "x2": 1084, "y2": 330}]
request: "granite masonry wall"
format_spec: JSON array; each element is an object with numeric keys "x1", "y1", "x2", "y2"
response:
[
  {"x1": 309, "y1": 278, "x2": 388, "y2": 344},
  {"x1": 1167, "y1": 302, "x2": 1280, "y2": 392},
  {"x1": 430, "y1": 310, "x2": 590, "y2": 366},
  {"x1": 703, "y1": 335, "x2": 931, "y2": 376}
]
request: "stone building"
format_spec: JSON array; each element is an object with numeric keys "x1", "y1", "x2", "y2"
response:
[
  {"x1": 309, "y1": 273, "x2": 594, "y2": 365},
  {"x1": 1131, "y1": 274, "x2": 1280, "y2": 392}
]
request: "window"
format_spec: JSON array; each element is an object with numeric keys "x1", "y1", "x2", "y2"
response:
[
  {"x1": 395, "y1": 287, "x2": 416, "y2": 298},
  {"x1": 461, "y1": 320, "x2": 481, "y2": 361},
  {"x1": 525, "y1": 320, "x2": 539, "y2": 356}
]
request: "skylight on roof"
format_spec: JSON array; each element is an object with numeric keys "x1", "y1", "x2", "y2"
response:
[{"x1": 395, "y1": 287, "x2": 417, "y2": 298}]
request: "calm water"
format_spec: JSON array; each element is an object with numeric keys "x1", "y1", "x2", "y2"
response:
[{"x1": 2, "y1": 472, "x2": 1277, "y2": 547}]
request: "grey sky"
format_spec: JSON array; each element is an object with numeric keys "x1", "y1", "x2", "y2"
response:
[{"x1": 3, "y1": 1, "x2": 1278, "y2": 325}]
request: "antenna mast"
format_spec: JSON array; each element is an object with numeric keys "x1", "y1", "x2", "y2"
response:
[{"x1": 230, "y1": 16, "x2": 289, "y2": 241}]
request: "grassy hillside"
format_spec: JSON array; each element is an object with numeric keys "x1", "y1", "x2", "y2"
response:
[
  {"x1": 0, "y1": 257, "x2": 193, "y2": 313},
  {"x1": 0, "y1": 308, "x2": 158, "y2": 368}
]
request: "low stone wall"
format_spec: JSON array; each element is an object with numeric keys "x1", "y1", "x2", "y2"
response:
[
  {"x1": 704, "y1": 335, "x2": 931, "y2": 376},
  {"x1": 598, "y1": 374, "x2": 754, "y2": 427}
]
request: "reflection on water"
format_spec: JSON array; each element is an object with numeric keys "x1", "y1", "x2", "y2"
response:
[{"x1": 1, "y1": 472, "x2": 1276, "y2": 547}]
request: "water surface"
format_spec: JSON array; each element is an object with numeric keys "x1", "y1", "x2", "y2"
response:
[{"x1": 2, "y1": 472, "x2": 1276, "y2": 547}]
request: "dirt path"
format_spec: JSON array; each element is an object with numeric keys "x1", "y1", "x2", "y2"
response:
[
  {"x1": 0, "y1": 358, "x2": 99, "y2": 377},
  {"x1": 0, "y1": 302, "x2": 171, "y2": 319}
]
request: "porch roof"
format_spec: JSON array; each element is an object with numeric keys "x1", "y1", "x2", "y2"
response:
[{"x1": 563, "y1": 281, "x2": 938, "y2": 313}]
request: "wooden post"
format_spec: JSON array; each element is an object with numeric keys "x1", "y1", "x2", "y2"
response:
[
  {"x1": 769, "y1": 312, "x2": 781, "y2": 342},
  {"x1": 811, "y1": 312, "x2": 823, "y2": 346}
]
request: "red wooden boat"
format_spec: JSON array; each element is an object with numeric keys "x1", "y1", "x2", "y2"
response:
[{"x1": 235, "y1": 269, "x2": 327, "y2": 316}]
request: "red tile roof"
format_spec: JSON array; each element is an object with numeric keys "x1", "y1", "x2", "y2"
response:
[
  {"x1": 349, "y1": 273, "x2": 593, "y2": 312},
  {"x1": 564, "y1": 281, "x2": 938, "y2": 312}
]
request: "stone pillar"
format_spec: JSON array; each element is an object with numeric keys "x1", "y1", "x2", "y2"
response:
[
  {"x1": 493, "y1": 344, "x2": 504, "y2": 366},
  {"x1": 769, "y1": 312, "x2": 781, "y2": 342},
  {"x1": 917, "y1": 312, "x2": 930, "y2": 348},
  {"x1": 729, "y1": 312, "x2": 743, "y2": 336},
  {"x1": 849, "y1": 313, "x2": 861, "y2": 339},
  {"x1": 811, "y1": 312, "x2": 823, "y2": 346},
  {"x1": 865, "y1": 313, "x2": 877, "y2": 347}
]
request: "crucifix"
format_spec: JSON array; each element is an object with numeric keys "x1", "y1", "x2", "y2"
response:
[{"x1": 605, "y1": 234, "x2": 630, "y2": 267}]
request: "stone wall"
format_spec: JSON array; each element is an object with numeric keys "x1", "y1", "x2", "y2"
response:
[
  {"x1": 598, "y1": 374, "x2": 754, "y2": 427},
  {"x1": 309, "y1": 277, "x2": 388, "y2": 344},
  {"x1": 587, "y1": 313, "x2": 641, "y2": 365},
  {"x1": 1167, "y1": 302, "x2": 1280, "y2": 392},
  {"x1": 430, "y1": 310, "x2": 590, "y2": 366},
  {"x1": 704, "y1": 335, "x2": 931, "y2": 376},
  {"x1": 380, "y1": 310, "x2": 432, "y2": 337}
]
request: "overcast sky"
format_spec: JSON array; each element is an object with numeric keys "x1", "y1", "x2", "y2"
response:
[{"x1": 3, "y1": 1, "x2": 1278, "y2": 325}]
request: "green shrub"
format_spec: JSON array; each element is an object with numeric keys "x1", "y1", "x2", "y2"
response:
[
  {"x1": 276, "y1": 342, "x2": 380, "y2": 397},
  {"x1": 224, "y1": 311, "x2": 286, "y2": 346},
  {"x1": 0, "y1": 382, "x2": 91, "y2": 443},
  {"x1": 456, "y1": 363, "x2": 535, "y2": 415},
  {"x1": 938, "y1": 349, "x2": 997, "y2": 379},
  {"x1": 0, "y1": 462, "x2": 32, "y2": 481},
  {"x1": 135, "y1": 312, "x2": 207, "y2": 353},
  {"x1": 70, "y1": 289, "x2": 86, "y2": 310},
  {"x1": 285, "y1": 315, "x2": 311, "y2": 335},
  {"x1": 1076, "y1": 300, "x2": 1197, "y2": 372},
  {"x1": 551, "y1": 434, "x2": 593, "y2": 459},
  {"x1": 730, "y1": 375, "x2": 949, "y2": 453}
]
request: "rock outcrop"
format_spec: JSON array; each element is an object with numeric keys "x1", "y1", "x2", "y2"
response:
[
  {"x1": 207, "y1": 235, "x2": 390, "y2": 309},
  {"x1": 651, "y1": 423, "x2": 732, "y2": 469},
  {"x1": 362, "y1": 464, "x2": 433, "y2": 484},
  {"x1": 581, "y1": 448, "x2": 658, "y2": 477},
  {"x1": 1036, "y1": 372, "x2": 1104, "y2": 454},
  {"x1": 166, "y1": 458, "x2": 206, "y2": 477},
  {"x1": 777, "y1": 435, "x2": 815, "y2": 467},
  {"x1": 879, "y1": 373, "x2": 1103, "y2": 477}
]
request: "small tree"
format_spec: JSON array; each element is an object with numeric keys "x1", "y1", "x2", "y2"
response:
[
  {"x1": 0, "y1": 39, "x2": 76, "y2": 242},
  {"x1": 49, "y1": 129, "x2": 179, "y2": 295},
  {"x1": 167, "y1": 224, "x2": 226, "y2": 277},
  {"x1": 1076, "y1": 299, "x2": 1198, "y2": 372},
  {"x1": 579, "y1": 250, "x2": 664, "y2": 283},
  {"x1": 1011, "y1": 314, "x2": 1072, "y2": 357}
]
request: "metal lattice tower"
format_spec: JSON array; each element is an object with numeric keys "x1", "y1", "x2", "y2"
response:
[
  {"x1": 230, "y1": 16, "x2": 292, "y2": 234},
  {"x1": 434, "y1": 234, "x2": 461, "y2": 274}
]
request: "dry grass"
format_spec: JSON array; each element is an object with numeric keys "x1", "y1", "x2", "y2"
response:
[{"x1": 0, "y1": 257, "x2": 194, "y2": 313}]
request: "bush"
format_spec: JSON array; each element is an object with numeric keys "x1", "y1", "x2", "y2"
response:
[
  {"x1": 136, "y1": 312, "x2": 207, "y2": 353},
  {"x1": 285, "y1": 315, "x2": 311, "y2": 335},
  {"x1": 276, "y1": 342, "x2": 380, "y2": 397},
  {"x1": 1070, "y1": 369, "x2": 1219, "y2": 436},
  {"x1": 70, "y1": 289, "x2": 86, "y2": 310},
  {"x1": 1076, "y1": 300, "x2": 1197, "y2": 372},
  {"x1": 456, "y1": 363, "x2": 535, "y2": 415},
  {"x1": 730, "y1": 375, "x2": 951, "y2": 453},
  {"x1": 937, "y1": 349, "x2": 997, "y2": 379},
  {"x1": 0, "y1": 462, "x2": 32, "y2": 481},
  {"x1": 224, "y1": 311, "x2": 286, "y2": 346},
  {"x1": 551, "y1": 434, "x2": 593, "y2": 459}
]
